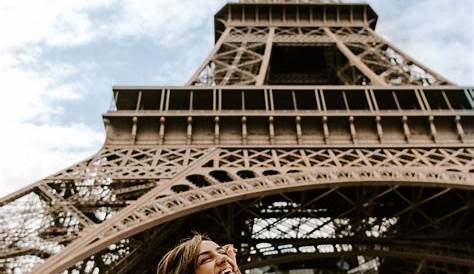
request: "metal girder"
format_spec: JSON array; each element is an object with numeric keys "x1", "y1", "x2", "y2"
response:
[
  {"x1": 1, "y1": 0, "x2": 473, "y2": 273},
  {"x1": 256, "y1": 27, "x2": 275, "y2": 85},
  {"x1": 324, "y1": 27, "x2": 386, "y2": 85},
  {"x1": 2, "y1": 147, "x2": 474, "y2": 273},
  {"x1": 187, "y1": 25, "x2": 452, "y2": 86},
  {"x1": 0, "y1": 147, "x2": 212, "y2": 273},
  {"x1": 2, "y1": 146, "x2": 473, "y2": 273},
  {"x1": 14, "y1": 146, "x2": 471, "y2": 274},
  {"x1": 28, "y1": 148, "x2": 219, "y2": 274},
  {"x1": 107, "y1": 86, "x2": 473, "y2": 147}
]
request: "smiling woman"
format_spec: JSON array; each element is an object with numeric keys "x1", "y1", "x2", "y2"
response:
[{"x1": 157, "y1": 233, "x2": 241, "y2": 274}]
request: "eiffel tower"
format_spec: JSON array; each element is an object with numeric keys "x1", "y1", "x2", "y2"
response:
[{"x1": 1, "y1": 0, "x2": 474, "y2": 273}]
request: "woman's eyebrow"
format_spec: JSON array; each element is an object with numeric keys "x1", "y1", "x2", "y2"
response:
[
  {"x1": 198, "y1": 251, "x2": 212, "y2": 258},
  {"x1": 199, "y1": 246, "x2": 225, "y2": 258}
]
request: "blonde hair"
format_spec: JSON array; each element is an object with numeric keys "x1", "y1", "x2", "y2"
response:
[{"x1": 156, "y1": 234, "x2": 209, "y2": 274}]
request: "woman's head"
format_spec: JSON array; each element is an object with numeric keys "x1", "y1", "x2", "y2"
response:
[{"x1": 157, "y1": 234, "x2": 239, "y2": 274}]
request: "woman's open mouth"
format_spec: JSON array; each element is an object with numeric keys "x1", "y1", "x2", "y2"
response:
[{"x1": 219, "y1": 267, "x2": 234, "y2": 274}]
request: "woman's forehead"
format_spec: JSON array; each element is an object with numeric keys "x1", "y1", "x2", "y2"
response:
[{"x1": 199, "y1": 240, "x2": 219, "y2": 252}]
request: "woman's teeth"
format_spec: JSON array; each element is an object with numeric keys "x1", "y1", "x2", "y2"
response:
[{"x1": 222, "y1": 268, "x2": 233, "y2": 274}]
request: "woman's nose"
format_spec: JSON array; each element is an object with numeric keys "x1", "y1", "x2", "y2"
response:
[{"x1": 215, "y1": 253, "x2": 228, "y2": 265}]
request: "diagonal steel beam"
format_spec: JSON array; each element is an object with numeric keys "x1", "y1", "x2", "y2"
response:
[
  {"x1": 35, "y1": 184, "x2": 94, "y2": 227},
  {"x1": 256, "y1": 27, "x2": 275, "y2": 85},
  {"x1": 324, "y1": 27, "x2": 387, "y2": 86},
  {"x1": 30, "y1": 148, "x2": 218, "y2": 274},
  {"x1": 366, "y1": 28, "x2": 454, "y2": 85},
  {"x1": 186, "y1": 27, "x2": 232, "y2": 86}
]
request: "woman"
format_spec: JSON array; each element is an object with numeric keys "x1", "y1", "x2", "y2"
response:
[{"x1": 157, "y1": 234, "x2": 241, "y2": 274}]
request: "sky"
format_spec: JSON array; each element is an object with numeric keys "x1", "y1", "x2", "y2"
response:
[{"x1": 0, "y1": 0, "x2": 473, "y2": 198}]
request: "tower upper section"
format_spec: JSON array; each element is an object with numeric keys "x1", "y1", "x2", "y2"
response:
[
  {"x1": 214, "y1": 1, "x2": 378, "y2": 40},
  {"x1": 187, "y1": 0, "x2": 451, "y2": 86},
  {"x1": 105, "y1": 1, "x2": 470, "y2": 148}
]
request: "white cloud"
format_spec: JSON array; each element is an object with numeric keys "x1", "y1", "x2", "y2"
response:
[
  {"x1": 0, "y1": 123, "x2": 104, "y2": 197},
  {"x1": 0, "y1": 0, "x2": 113, "y2": 48},
  {"x1": 0, "y1": 50, "x2": 96, "y2": 122},
  {"x1": 367, "y1": 0, "x2": 473, "y2": 85},
  {"x1": 0, "y1": 0, "x2": 108, "y2": 197},
  {"x1": 1, "y1": 0, "x2": 222, "y2": 51},
  {"x1": 0, "y1": 48, "x2": 104, "y2": 197},
  {"x1": 0, "y1": 0, "x2": 248, "y2": 199},
  {"x1": 107, "y1": 0, "x2": 222, "y2": 47}
]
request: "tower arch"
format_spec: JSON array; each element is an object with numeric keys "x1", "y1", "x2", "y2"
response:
[{"x1": 1, "y1": 0, "x2": 473, "y2": 273}]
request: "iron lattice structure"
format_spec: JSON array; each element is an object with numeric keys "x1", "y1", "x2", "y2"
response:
[{"x1": 1, "y1": 1, "x2": 474, "y2": 274}]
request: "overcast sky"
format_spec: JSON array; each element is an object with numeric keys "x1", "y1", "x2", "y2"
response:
[{"x1": 0, "y1": 0, "x2": 473, "y2": 198}]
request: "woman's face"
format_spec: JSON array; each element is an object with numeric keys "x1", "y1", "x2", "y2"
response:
[{"x1": 195, "y1": 240, "x2": 237, "y2": 274}]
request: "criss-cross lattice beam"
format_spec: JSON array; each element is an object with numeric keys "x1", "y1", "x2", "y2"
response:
[
  {"x1": 2, "y1": 147, "x2": 473, "y2": 273},
  {"x1": 28, "y1": 147, "x2": 219, "y2": 274},
  {"x1": 187, "y1": 26, "x2": 270, "y2": 86},
  {"x1": 0, "y1": 147, "x2": 212, "y2": 274},
  {"x1": 30, "y1": 163, "x2": 474, "y2": 273},
  {"x1": 187, "y1": 24, "x2": 452, "y2": 86}
]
